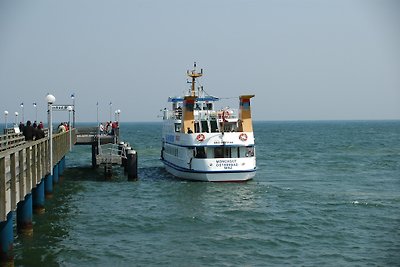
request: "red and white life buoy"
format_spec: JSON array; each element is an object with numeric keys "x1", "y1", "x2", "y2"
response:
[
  {"x1": 196, "y1": 134, "x2": 205, "y2": 142},
  {"x1": 239, "y1": 133, "x2": 248, "y2": 141}
]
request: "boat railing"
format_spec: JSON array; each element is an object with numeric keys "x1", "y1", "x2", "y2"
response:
[
  {"x1": 195, "y1": 109, "x2": 239, "y2": 121},
  {"x1": 97, "y1": 143, "x2": 126, "y2": 165},
  {"x1": 163, "y1": 108, "x2": 239, "y2": 122}
]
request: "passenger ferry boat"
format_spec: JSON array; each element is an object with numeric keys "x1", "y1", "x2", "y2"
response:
[{"x1": 160, "y1": 63, "x2": 256, "y2": 182}]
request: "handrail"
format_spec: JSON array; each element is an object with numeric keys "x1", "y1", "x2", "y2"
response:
[{"x1": 0, "y1": 128, "x2": 50, "y2": 152}]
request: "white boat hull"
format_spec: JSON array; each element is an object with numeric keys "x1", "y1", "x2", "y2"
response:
[{"x1": 162, "y1": 160, "x2": 256, "y2": 182}]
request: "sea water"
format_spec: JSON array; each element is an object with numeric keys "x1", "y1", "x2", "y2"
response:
[{"x1": 8, "y1": 121, "x2": 400, "y2": 266}]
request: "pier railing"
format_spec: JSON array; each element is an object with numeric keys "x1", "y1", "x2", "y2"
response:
[{"x1": 0, "y1": 129, "x2": 76, "y2": 221}]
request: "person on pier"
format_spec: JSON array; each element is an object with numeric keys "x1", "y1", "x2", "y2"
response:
[{"x1": 22, "y1": 120, "x2": 34, "y2": 141}]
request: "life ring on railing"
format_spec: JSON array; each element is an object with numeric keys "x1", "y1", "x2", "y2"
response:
[
  {"x1": 196, "y1": 134, "x2": 205, "y2": 142},
  {"x1": 239, "y1": 133, "x2": 248, "y2": 141}
]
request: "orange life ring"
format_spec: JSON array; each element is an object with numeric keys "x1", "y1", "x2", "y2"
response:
[
  {"x1": 196, "y1": 134, "x2": 205, "y2": 142},
  {"x1": 239, "y1": 133, "x2": 248, "y2": 141}
]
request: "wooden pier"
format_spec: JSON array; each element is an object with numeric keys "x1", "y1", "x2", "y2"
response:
[
  {"x1": 0, "y1": 124, "x2": 136, "y2": 264},
  {"x1": 0, "y1": 129, "x2": 76, "y2": 263}
]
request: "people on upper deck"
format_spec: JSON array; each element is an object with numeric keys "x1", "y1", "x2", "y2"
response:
[
  {"x1": 38, "y1": 121, "x2": 44, "y2": 129},
  {"x1": 23, "y1": 120, "x2": 35, "y2": 141}
]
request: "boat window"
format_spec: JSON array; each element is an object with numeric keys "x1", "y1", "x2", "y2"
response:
[
  {"x1": 224, "y1": 147, "x2": 232, "y2": 158},
  {"x1": 175, "y1": 123, "x2": 181, "y2": 132},
  {"x1": 194, "y1": 122, "x2": 200, "y2": 133},
  {"x1": 245, "y1": 146, "x2": 255, "y2": 157},
  {"x1": 201, "y1": 120, "x2": 209, "y2": 133},
  {"x1": 210, "y1": 120, "x2": 218, "y2": 133},
  {"x1": 214, "y1": 147, "x2": 232, "y2": 158},
  {"x1": 214, "y1": 147, "x2": 224, "y2": 158},
  {"x1": 195, "y1": 147, "x2": 207, "y2": 158}
]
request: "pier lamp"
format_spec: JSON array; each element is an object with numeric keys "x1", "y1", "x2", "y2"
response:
[
  {"x1": 33, "y1": 102, "x2": 37, "y2": 122},
  {"x1": 4, "y1": 111, "x2": 8, "y2": 145},
  {"x1": 116, "y1": 109, "x2": 121, "y2": 122},
  {"x1": 20, "y1": 102, "x2": 24, "y2": 123},
  {"x1": 4, "y1": 110, "x2": 8, "y2": 133},
  {"x1": 67, "y1": 105, "x2": 73, "y2": 151},
  {"x1": 46, "y1": 94, "x2": 56, "y2": 176},
  {"x1": 71, "y1": 93, "x2": 75, "y2": 127},
  {"x1": 14, "y1": 111, "x2": 19, "y2": 126},
  {"x1": 109, "y1": 101, "x2": 112, "y2": 122}
]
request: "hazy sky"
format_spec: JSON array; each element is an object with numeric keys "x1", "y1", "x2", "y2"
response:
[{"x1": 1, "y1": 0, "x2": 399, "y2": 123}]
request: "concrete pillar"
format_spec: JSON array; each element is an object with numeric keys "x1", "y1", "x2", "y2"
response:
[
  {"x1": 91, "y1": 144, "x2": 98, "y2": 168},
  {"x1": 53, "y1": 163, "x2": 59, "y2": 184},
  {"x1": 118, "y1": 142, "x2": 125, "y2": 155},
  {"x1": 44, "y1": 173, "x2": 53, "y2": 199},
  {"x1": 32, "y1": 179, "x2": 45, "y2": 214},
  {"x1": 59, "y1": 157, "x2": 65, "y2": 176},
  {"x1": 17, "y1": 193, "x2": 33, "y2": 235},
  {"x1": 122, "y1": 146, "x2": 131, "y2": 171},
  {"x1": 0, "y1": 212, "x2": 14, "y2": 265},
  {"x1": 127, "y1": 150, "x2": 138, "y2": 181}
]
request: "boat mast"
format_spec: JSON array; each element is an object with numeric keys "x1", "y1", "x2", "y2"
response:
[{"x1": 187, "y1": 62, "x2": 203, "y2": 97}]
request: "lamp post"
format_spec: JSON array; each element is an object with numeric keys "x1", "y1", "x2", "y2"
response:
[
  {"x1": 109, "y1": 101, "x2": 112, "y2": 122},
  {"x1": 71, "y1": 93, "x2": 75, "y2": 128},
  {"x1": 4, "y1": 110, "x2": 8, "y2": 129},
  {"x1": 46, "y1": 94, "x2": 56, "y2": 176},
  {"x1": 33, "y1": 102, "x2": 37, "y2": 122},
  {"x1": 67, "y1": 106, "x2": 73, "y2": 151},
  {"x1": 14, "y1": 111, "x2": 19, "y2": 126},
  {"x1": 4, "y1": 111, "x2": 8, "y2": 146},
  {"x1": 20, "y1": 102, "x2": 24, "y2": 123},
  {"x1": 114, "y1": 109, "x2": 121, "y2": 122},
  {"x1": 4, "y1": 110, "x2": 8, "y2": 134}
]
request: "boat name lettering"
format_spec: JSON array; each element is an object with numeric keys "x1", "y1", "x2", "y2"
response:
[
  {"x1": 215, "y1": 159, "x2": 238, "y2": 169},
  {"x1": 213, "y1": 141, "x2": 234, "y2": 144}
]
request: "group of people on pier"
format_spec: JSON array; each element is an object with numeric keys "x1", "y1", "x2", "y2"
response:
[
  {"x1": 57, "y1": 122, "x2": 71, "y2": 133},
  {"x1": 99, "y1": 121, "x2": 119, "y2": 135},
  {"x1": 20, "y1": 120, "x2": 45, "y2": 141}
]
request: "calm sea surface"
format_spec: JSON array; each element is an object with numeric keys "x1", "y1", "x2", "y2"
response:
[{"x1": 8, "y1": 121, "x2": 400, "y2": 266}]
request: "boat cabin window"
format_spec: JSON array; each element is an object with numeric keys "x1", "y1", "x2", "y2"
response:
[
  {"x1": 175, "y1": 107, "x2": 182, "y2": 120},
  {"x1": 195, "y1": 147, "x2": 207, "y2": 158},
  {"x1": 214, "y1": 147, "x2": 224, "y2": 158},
  {"x1": 175, "y1": 123, "x2": 181, "y2": 132},
  {"x1": 214, "y1": 147, "x2": 232, "y2": 158},
  {"x1": 194, "y1": 122, "x2": 200, "y2": 133},
  {"x1": 222, "y1": 122, "x2": 237, "y2": 132},
  {"x1": 201, "y1": 120, "x2": 209, "y2": 133},
  {"x1": 245, "y1": 146, "x2": 255, "y2": 157},
  {"x1": 238, "y1": 146, "x2": 255, "y2": 157},
  {"x1": 211, "y1": 146, "x2": 255, "y2": 159},
  {"x1": 210, "y1": 120, "x2": 219, "y2": 133}
]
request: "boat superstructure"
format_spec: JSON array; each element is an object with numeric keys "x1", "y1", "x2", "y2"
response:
[{"x1": 161, "y1": 63, "x2": 256, "y2": 181}]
